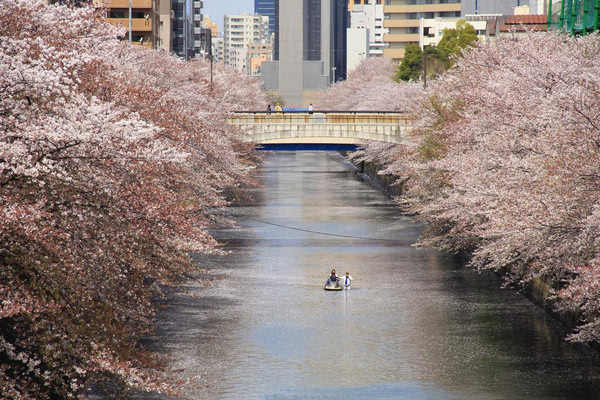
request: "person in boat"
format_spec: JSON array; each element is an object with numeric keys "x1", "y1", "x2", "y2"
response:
[
  {"x1": 342, "y1": 272, "x2": 353, "y2": 289},
  {"x1": 326, "y1": 269, "x2": 338, "y2": 286}
]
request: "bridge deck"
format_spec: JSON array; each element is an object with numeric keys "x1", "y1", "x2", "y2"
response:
[{"x1": 229, "y1": 111, "x2": 410, "y2": 145}]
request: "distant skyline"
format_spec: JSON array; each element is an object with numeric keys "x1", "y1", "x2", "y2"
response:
[{"x1": 203, "y1": 0, "x2": 254, "y2": 33}]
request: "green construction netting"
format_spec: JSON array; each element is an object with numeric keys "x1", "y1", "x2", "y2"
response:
[{"x1": 548, "y1": 0, "x2": 600, "y2": 34}]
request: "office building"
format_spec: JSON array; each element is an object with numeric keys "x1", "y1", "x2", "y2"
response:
[
  {"x1": 255, "y1": 0, "x2": 276, "y2": 33},
  {"x1": 262, "y1": 0, "x2": 349, "y2": 106},
  {"x1": 383, "y1": 0, "x2": 461, "y2": 61}
]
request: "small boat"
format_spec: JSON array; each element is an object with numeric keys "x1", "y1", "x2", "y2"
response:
[{"x1": 324, "y1": 280, "x2": 342, "y2": 291}]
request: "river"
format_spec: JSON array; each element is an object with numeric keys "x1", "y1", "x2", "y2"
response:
[{"x1": 143, "y1": 151, "x2": 600, "y2": 400}]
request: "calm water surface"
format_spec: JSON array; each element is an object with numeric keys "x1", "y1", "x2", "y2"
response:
[{"x1": 148, "y1": 152, "x2": 600, "y2": 400}]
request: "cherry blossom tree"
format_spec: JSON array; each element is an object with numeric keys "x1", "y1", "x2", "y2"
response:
[
  {"x1": 342, "y1": 32, "x2": 600, "y2": 343},
  {"x1": 315, "y1": 57, "x2": 422, "y2": 111},
  {"x1": 324, "y1": 33, "x2": 600, "y2": 342},
  {"x1": 0, "y1": 0, "x2": 266, "y2": 398}
]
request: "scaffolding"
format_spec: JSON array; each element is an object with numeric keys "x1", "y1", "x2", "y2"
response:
[{"x1": 547, "y1": 0, "x2": 600, "y2": 34}]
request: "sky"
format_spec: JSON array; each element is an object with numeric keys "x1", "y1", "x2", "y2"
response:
[{"x1": 203, "y1": 0, "x2": 254, "y2": 33}]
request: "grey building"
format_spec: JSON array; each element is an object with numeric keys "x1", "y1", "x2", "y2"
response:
[
  {"x1": 462, "y1": 0, "x2": 547, "y2": 16},
  {"x1": 262, "y1": 0, "x2": 348, "y2": 107}
]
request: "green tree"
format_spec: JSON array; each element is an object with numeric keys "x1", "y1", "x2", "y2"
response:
[
  {"x1": 394, "y1": 43, "x2": 423, "y2": 82},
  {"x1": 423, "y1": 45, "x2": 449, "y2": 80},
  {"x1": 437, "y1": 20, "x2": 478, "y2": 66}
]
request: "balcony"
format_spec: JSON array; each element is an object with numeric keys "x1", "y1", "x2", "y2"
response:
[
  {"x1": 194, "y1": 27, "x2": 202, "y2": 34},
  {"x1": 97, "y1": 0, "x2": 152, "y2": 8},
  {"x1": 106, "y1": 17, "x2": 153, "y2": 32},
  {"x1": 384, "y1": 3, "x2": 461, "y2": 13},
  {"x1": 383, "y1": 19, "x2": 421, "y2": 28},
  {"x1": 193, "y1": 14, "x2": 202, "y2": 21},
  {"x1": 384, "y1": 33, "x2": 420, "y2": 43},
  {"x1": 193, "y1": 1, "x2": 202, "y2": 9}
]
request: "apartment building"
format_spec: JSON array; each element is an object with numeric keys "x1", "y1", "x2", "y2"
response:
[
  {"x1": 211, "y1": 36, "x2": 224, "y2": 64},
  {"x1": 223, "y1": 13, "x2": 270, "y2": 66},
  {"x1": 383, "y1": 0, "x2": 461, "y2": 61},
  {"x1": 63, "y1": 0, "x2": 160, "y2": 48},
  {"x1": 347, "y1": 0, "x2": 387, "y2": 72},
  {"x1": 49, "y1": 0, "x2": 205, "y2": 58}
]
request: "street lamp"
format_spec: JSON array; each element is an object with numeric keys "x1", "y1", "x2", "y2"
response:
[{"x1": 331, "y1": 66, "x2": 337, "y2": 84}]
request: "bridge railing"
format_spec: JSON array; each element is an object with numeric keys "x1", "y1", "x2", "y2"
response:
[{"x1": 231, "y1": 110, "x2": 407, "y2": 114}]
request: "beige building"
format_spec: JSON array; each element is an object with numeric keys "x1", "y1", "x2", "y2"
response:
[
  {"x1": 383, "y1": 0, "x2": 461, "y2": 61},
  {"x1": 247, "y1": 42, "x2": 272, "y2": 75},
  {"x1": 202, "y1": 14, "x2": 219, "y2": 37}
]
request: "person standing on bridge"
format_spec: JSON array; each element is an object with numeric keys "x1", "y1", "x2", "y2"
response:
[
  {"x1": 308, "y1": 104, "x2": 314, "y2": 114},
  {"x1": 342, "y1": 272, "x2": 353, "y2": 290},
  {"x1": 274, "y1": 103, "x2": 282, "y2": 112}
]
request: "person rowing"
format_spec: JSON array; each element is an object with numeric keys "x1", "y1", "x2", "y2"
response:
[{"x1": 326, "y1": 269, "x2": 338, "y2": 286}]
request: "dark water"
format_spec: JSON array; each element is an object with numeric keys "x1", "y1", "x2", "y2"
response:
[{"x1": 147, "y1": 152, "x2": 600, "y2": 400}]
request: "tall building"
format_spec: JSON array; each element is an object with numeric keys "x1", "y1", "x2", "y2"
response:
[
  {"x1": 383, "y1": 0, "x2": 461, "y2": 61},
  {"x1": 224, "y1": 13, "x2": 270, "y2": 66},
  {"x1": 255, "y1": 0, "x2": 276, "y2": 33},
  {"x1": 347, "y1": 0, "x2": 386, "y2": 72},
  {"x1": 172, "y1": 0, "x2": 203, "y2": 58},
  {"x1": 171, "y1": 0, "x2": 188, "y2": 57},
  {"x1": 262, "y1": 0, "x2": 349, "y2": 106},
  {"x1": 191, "y1": 0, "x2": 205, "y2": 56}
]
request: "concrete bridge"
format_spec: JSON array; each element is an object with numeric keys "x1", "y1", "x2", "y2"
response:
[{"x1": 229, "y1": 111, "x2": 411, "y2": 150}]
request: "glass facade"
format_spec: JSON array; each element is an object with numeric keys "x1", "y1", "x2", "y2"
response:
[
  {"x1": 304, "y1": 0, "x2": 322, "y2": 61},
  {"x1": 273, "y1": 0, "x2": 279, "y2": 60},
  {"x1": 332, "y1": 0, "x2": 348, "y2": 81}
]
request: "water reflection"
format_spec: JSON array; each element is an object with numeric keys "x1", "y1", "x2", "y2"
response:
[{"x1": 146, "y1": 152, "x2": 600, "y2": 400}]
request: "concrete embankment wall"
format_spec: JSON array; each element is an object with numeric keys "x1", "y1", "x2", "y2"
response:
[{"x1": 354, "y1": 160, "x2": 404, "y2": 198}]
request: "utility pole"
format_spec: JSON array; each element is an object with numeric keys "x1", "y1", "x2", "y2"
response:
[
  {"x1": 128, "y1": 0, "x2": 132, "y2": 42},
  {"x1": 423, "y1": 51, "x2": 427, "y2": 89}
]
